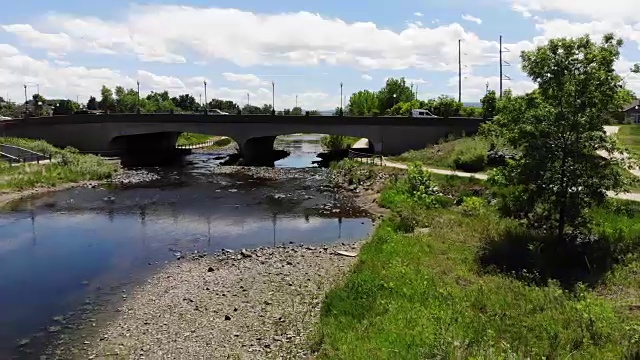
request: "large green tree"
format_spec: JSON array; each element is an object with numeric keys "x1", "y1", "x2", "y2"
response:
[
  {"x1": 377, "y1": 78, "x2": 414, "y2": 114},
  {"x1": 171, "y1": 94, "x2": 198, "y2": 111},
  {"x1": 208, "y1": 99, "x2": 240, "y2": 113},
  {"x1": 86, "y1": 96, "x2": 98, "y2": 110},
  {"x1": 99, "y1": 85, "x2": 116, "y2": 112},
  {"x1": 481, "y1": 90, "x2": 498, "y2": 119},
  {"x1": 489, "y1": 34, "x2": 638, "y2": 240},
  {"x1": 348, "y1": 90, "x2": 378, "y2": 116}
]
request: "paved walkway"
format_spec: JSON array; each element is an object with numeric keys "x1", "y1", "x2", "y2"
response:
[{"x1": 372, "y1": 157, "x2": 640, "y2": 202}]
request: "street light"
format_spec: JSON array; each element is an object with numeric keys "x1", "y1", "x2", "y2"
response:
[
  {"x1": 271, "y1": 81, "x2": 275, "y2": 115},
  {"x1": 393, "y1": 93, "x2": 397, "y2": 107},
  {"x1": 136, "y1": 81, "x2": 141, "y2": 113},
  {"x1": 340, "y1": 82, "x2": 343, "y2": 115},
  {"x1": 203, "y1": 80, "x2": 208, "y2": 114}
]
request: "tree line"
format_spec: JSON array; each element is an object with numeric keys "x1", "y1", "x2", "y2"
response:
[{"x1": 345, "y1": 77, "x2": 495, "y2": 118}]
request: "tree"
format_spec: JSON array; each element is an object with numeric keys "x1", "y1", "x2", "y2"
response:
[
  {"x1": 31, "y1": 94, "x2": 49, "y2": 116},
  {"x1": 376, "y1": 78, "x2": 414, "y2": 113},
  {"x1": 208, "y1": 99, "x2": 240, "y2": 113},
  {"x1": 146, "y1": 91, "x2": 175, "y2": 113},
  {"x1": 348, "y1": 90, "x2": 378, "y2": 116},
  {"x1": 86, "y1": 96, "x2": 98, "y2": 110},
  {"x1": 460, "y1": 105, "x2": 483, "y2": 117},
  {"x1": 431, "y1": 95, "x2": 462, "y2": 118},
  {"x1": 290, "y1": 107, "x2": 303, "y2": 116},
  {"x1": 489, "y1": 33, "x2": 638, "y2": 241},
  {"x1": 0, "y1": 100, "x2": 19, "y2": 118},
  {"x1": 53, "y1": 100, "x2": 80, "y2": 115},
  {"x1": 171, "y1": 94, "x2": 198, "y2": 112},
  {"x1": 480, "y1": 90, "x2": 498, "y2": 119},
  {"x1": 99, "y1": 85, "x2": 116, "y2": 112}
]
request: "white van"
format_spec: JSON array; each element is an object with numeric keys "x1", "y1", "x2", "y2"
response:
[{"x1": 411, "y1": 109, "x2": 436, "y2": 118}]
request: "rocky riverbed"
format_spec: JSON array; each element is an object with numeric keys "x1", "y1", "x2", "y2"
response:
[{"x1": 51, "y1": 244, "x2": 360, "y2": 359}]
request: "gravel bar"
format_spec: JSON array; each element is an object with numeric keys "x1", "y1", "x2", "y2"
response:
[{"x1": 55, "y1": 243, "x2": 361, "y2": 359}]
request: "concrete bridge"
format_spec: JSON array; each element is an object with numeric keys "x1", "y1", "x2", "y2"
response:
[{"x1": 1, "y1": 114, "x2": 484, "y2": 163}]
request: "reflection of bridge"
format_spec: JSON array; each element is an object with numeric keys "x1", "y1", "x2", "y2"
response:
[{"x1": 2, "y1": 114, "x2": 484, "y2": 163}]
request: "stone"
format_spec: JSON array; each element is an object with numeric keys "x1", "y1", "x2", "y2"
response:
[
  {"x1": 17, "y1": 338, "x2": 30, "y2": 347},
  {"x1": 207, "y1": 267, "x2": 215, "y2": 272},
  {"x1": 224, "y1": 315, "x2": 232, "y2": 321},
  {"x1": 335, "y1": 250, "x2": 357, "y2": 257},
  {"x1": 48, "y1": 326, "x2": 61, "y2": 333},
  {"x1": 240, "y1": 250, "x2": 252, "y2": 258}
]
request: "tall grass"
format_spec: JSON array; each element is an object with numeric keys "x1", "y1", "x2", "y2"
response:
[
  {"x1": 317, "y1": 162, "x2": 640, "y2": 359},
  {"x1": 0, "y1": 137, "x2": 118, "y2": 191},
  {"x1": 395, "y1": 136, "x2": 490, "y2": 172}
]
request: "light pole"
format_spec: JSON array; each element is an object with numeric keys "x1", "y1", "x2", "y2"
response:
[
  {"x1": 340, "y1": 82, "x2": 343, "y2": 115},
  {"x1": 295, "y1": 94, "x2": 298, "y2": 108},
  {"x1": 271, "y1": 81, "x2": 275, "y2": 115},
  {"x1": 203, "y1": 80, "x2": 208, "y2": 114},
  {"x1": 136, "y1": 81, "x2": 141, "y2": 113},
  {"x1": 247, "y1": 92, "x2": 250, "y2": 106},
  {"x1": 393, "y1": 93, "x2": 397, "y2": 107}
]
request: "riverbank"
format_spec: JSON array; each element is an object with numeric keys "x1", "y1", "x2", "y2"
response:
[
  {"x1": 0, "y1": 138, "x2": 119, "y2": 195},
  {"x1": 53, "y1": 243, "x2": 362, "y2": 359},
  {"x1": 316, "y1": 161, "x2": 640, "y2": 358}
]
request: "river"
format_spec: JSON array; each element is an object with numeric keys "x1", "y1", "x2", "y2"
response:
[{"x1": 0, "y1": 134, "x2": 372, "y2": 359}]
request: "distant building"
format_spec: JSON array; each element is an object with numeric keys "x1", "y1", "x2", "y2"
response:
[{"x1": 623, "y1": 99, "x2": 640, "y2": 124}]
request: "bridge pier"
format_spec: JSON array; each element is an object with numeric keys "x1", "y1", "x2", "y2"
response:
[{"x1": 239, "y1": 136, "x2": 278, "y2": 166}]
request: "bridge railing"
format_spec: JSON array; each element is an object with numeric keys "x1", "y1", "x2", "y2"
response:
[{"x1": 348, "y1": 149, "x2": 385, "y2": 166}]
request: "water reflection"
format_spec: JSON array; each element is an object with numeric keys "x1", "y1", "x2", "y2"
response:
[{"x1": 0, "y1": 134, "x2": 371, "y2": 357}]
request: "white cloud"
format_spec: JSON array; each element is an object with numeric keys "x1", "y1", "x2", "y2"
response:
[
  {"x1": 0, "y1": 45, "x2": 338, "y2": 110},
  {"x1": 531, "y1": 18, "x2": 640, "y2": 49},
  {"x1": 510, "y1": 0, "x2": 638, "y2": 21},
  {"x1": 461, "y1": 14, "x2": 482, "y2": 25},
  {"x1": 222, "y1": 72, "x2": 267, "y2": 87},
  {"x1": 414, "y1": 12, "x2": 424, "y2": 17},
  {"x1": 362, "y1": 74, "x2": 373, "y2": 81},
  {"x1": 406, "y1": 78, "x2": 429, "y2": 85},
  {"x1": 0, "y1": 5, "x2": 504, "y2": 71}
]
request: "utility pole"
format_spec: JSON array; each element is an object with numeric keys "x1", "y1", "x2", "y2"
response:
[
  {"x1": 247, "y1": 92, "x2": 250, "y2": 106},
  {"x1": 295, "y1": 94, "x2": 298, "y2": 108},
  {"x1": 458, "y1": 39, "x2": 462, "y2": 103},
  {"x1": 499, "y1": 35, "x2": 511, "y2": 98},
  {"x1": 415, "y1": 85, "x2": 419, "y2": 101},
  {"x1": 23, "y1": 84, "x2": 27, "y2": 107},
  {"x1": 271, "y1": 81, "x2": 275, "y2": 114},
  {"x1": 499, "y1": 35, "x2": 503, "y2": 98}
]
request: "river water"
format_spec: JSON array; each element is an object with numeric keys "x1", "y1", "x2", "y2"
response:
[{"x1": 0, "y1": 134, "x2": 372, "y2": 359}]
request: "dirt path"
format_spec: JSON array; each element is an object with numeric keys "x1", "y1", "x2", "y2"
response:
[
  {"x1": 53, "y1": 244, "x2": 361, "y2": 359},
  {"x1": 374, "y1": 158, "x2": 640, "y2": 202}
]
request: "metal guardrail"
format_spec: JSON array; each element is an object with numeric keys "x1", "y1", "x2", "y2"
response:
[
  {"x1": 176, "y1": 139, "x2": 217, "y2": 150},
  {"x1": 348, "y1": 149, "x2": 385, "y2": 166},
  {"x1": 0, "y1": 144, "x2": 50, "y2": 164}
]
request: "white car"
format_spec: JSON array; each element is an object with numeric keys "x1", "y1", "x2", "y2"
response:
[
  {"x1": 209, "y1": 109, "x2": 229, "y2": 115},
  {"x1": 411, "y1": 109, "x2": 436, "y2": 117}
]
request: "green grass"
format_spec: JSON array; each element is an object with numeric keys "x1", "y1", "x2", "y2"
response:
[
  {"x1": 618, "y1": 125, "x2": 640, "y2": 160},
  {"x1": 176, "y1": 133, "x2": 213, "y2": 146},
  {"x1": 317, "y1": 164, "x2": 640, "y2": 359},
  {"x1": 394, "y1": 136, "x2": 490, "y2": 172},
  {"x1": 0, "y1": 138, "x2": 118, "y2": 191}
]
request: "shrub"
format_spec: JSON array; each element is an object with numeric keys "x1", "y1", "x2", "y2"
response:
[{"x1": 451, "y1": 139, "x2": 488, "y2": 172}]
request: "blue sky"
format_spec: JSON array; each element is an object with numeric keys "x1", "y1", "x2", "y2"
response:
[{"x1": 1, "y1": 0, "x2": 639, "y2": 110}]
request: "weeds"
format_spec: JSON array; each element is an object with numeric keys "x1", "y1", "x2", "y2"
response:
[
  {"x1": 318, "y1": 163, "x2": 640, "y2": 359},
  {"x1": 0, "y1": 137, "x2": 118, "y2": 191}
]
